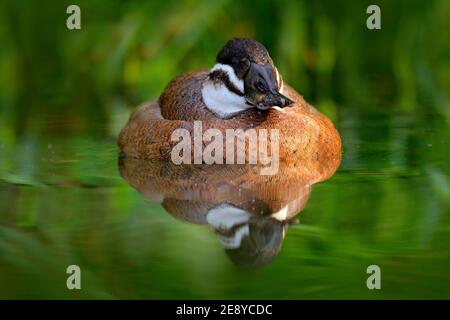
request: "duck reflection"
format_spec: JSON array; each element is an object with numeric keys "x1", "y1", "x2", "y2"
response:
[{"x1": 119, "y1": 157, "x2": 339, "y2": 267}]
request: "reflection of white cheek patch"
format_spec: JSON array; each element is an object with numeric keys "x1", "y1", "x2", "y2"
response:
[
  {"x1": 210, "y1": 63, "x2": 244, "y2": 93},
  {"x1": 207, "y1": 204, "x2": 250, "y2": 230},
  {"x1": 207, "y1": 204, "x2": 251, "y2": 249},
  {"x1": 218, "y1": 225, "x2": 250, "y2": 249}
]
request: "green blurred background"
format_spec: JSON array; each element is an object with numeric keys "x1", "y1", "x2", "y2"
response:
[{"x1": 0, "y1": 0, "x2": 449, "y2": 299}]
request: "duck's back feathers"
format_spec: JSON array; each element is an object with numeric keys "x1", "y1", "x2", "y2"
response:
[
  {"x1": 118, "y1": 81, "x2": 341, "y2": 176},
  {"x1": 159, "y1": 70, "x2": 213, "y2": 120}
]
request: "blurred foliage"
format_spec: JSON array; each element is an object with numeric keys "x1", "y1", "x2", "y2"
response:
[
  {"x1": 0, "y1": 0, "x2": 449, "y2": 299},
  {"x1": 0, "y1": 0, "x2": 449, "y2": 134}
]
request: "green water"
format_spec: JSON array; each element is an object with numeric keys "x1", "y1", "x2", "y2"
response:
[
  {"x1": 1, "y1": 0, "x2": 450, "y2": 300},
  {"x1": 0, "y1": 107, "x2": 449, "y2": 299}
]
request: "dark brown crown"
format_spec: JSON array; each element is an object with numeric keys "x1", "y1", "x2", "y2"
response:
[{"x1": 216, "y1": 38, "x2": 274, "y2": 79}]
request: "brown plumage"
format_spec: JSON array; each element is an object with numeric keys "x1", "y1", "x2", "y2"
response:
[{"x1": 118, "y1": 77, "x2": 341, "y2": 166}]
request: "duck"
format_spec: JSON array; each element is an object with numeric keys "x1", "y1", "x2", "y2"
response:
[{"x1": 118, "y1": 38, "x2": 341, "y2": 164}]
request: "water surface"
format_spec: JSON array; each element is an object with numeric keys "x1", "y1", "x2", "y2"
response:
[{"x1": 0, "y1": 107, "x2": 449, "y2": 299}]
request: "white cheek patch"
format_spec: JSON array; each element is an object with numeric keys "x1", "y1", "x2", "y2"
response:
[
  {"x1": 275, "y1": 68, "x2": 284, "y2": 93},
  {"x1": 203, "y1": 64, "x2": 289, "y2": 118},
  {"x1": 210, "y1": 63, "x2": 245, "y2": 94},
  {"x1": 202, "y1": 82, "x2": 250, "y2": 119}
]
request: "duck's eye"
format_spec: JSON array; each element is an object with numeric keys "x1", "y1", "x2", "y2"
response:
[{"x1": 255, "y1": 81, "x2": 266, "y2": 93}]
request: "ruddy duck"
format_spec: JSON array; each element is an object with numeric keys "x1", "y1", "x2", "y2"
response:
[{"x1": 118, "y1": 38, "x2": 341, "y2": 164}]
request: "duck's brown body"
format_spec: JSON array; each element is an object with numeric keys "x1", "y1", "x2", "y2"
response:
[
  {"x1": 159, "y1": 70, "x2": 211, "y2": 120},
  {"x1": 118, "y1": 69, "x2": 341, "y2": 172}
]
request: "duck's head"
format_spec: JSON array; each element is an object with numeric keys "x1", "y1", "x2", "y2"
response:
[{"x1": 202, "y1": 38, "x2": 294, "y2": 119}]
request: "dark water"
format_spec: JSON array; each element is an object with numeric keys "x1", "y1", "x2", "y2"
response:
[{"x1": 0, "y1": 108, "x2": 449, "y2": 299}]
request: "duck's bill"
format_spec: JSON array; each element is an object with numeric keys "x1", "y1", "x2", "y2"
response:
[
  {"x1": 272, "y1": 91, "x2": 294, "y2": 108},
  {"x1": 255, "y1": 104, "x2": 272, "y2": 111},
  {"x1": 251, "y1": 92, "x2": 294, "y2": 111}
]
